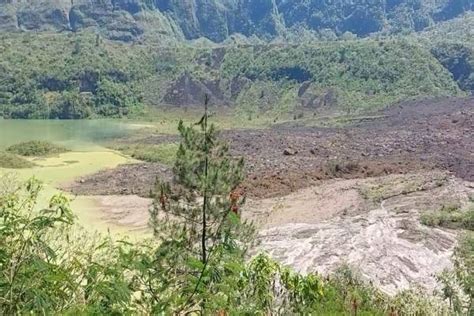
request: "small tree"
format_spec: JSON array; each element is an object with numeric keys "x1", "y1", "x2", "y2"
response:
[{"x1": 148, "y1": 95, "x2": 254, "y2": 312}]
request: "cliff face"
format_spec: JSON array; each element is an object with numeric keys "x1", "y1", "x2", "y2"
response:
[{"x1": 0, "y1": 0, "x2": 472, "y2": 42}]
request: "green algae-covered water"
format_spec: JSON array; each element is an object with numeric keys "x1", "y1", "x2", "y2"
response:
[
  {"x1": 0, "y1": 119, "x2": 132, "y2": 150},
  {"x1": 0, "y1": 119, "x2": 147, "y2": 236}
]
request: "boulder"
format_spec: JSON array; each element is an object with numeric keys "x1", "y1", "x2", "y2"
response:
[{"x1": 283, "y1": 148, "x2": 298, "y2": 156}]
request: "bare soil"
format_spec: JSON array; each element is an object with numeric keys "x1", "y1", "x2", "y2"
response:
[
  {"x1": 66, "y1": 162, "x2": 172, "y2": 198},
  {"x1": 65, "y1": 96, "x2": 473, "y2": 199},
  {"x1": 232, "y1": 96, "x2": 473, "y2": 198},
  {"x1": 87, "y1": 195, "x2": 152, "y2": 232}
]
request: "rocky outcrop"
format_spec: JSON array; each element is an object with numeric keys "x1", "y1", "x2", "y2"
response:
[
  {"x1": 16, "y1": 4, "x2": 69, "y2": 31},
  {"x1": 0, "y1": 0, "x2": 166, "y2": 42},
  {"x1": 0, "y1": 0, "x2": 472, "y2": 42},
  {"x1": 163, "y1": 73, "x2": 228, "y2": 106},
  {"x1": 298, "y1": 85, "x2": 338, "y2": 109}
]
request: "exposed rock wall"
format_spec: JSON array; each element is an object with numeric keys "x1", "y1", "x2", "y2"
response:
[{"x1": 0, "y1": 0, "x2": 472, "y2": 42}]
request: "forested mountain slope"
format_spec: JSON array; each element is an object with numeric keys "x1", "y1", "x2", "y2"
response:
[
  {"x1": 0, "y1": 0, "x2": 472, "y2": 42},
  {"x1": 414, "y1": 12, "x2": 474, "y2": 92},
  {"x1": 0, "y1": 32, "x2": 461, "y2": 119},
  {"x1": 0, "y1": 2, "x2": 472, "y2": 119}
]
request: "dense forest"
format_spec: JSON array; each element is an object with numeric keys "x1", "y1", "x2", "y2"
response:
[{"x1": 0, "y1": 29, "x2": 472, "y2": 119}]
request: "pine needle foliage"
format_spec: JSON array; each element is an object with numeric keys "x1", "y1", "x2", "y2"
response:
[{"x1": 148, "y1": 95, "x2": 254, "y2": 312}]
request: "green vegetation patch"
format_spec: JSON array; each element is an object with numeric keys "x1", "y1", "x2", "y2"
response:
[
  {"x1": 113, "y1": 143, "x2": 178, "y2": 165},
  {"x1": 414, "y1": 13, "x2": 474, "y2": 93},
  {"x1": 421, "y1": 203, "x2": 474, "y2": 230},
  {"x1": 222, "y1": 40, "x2": 461, "y2": 114},
  {"x1": 0, "y1": 32, "x2": 150, "y2": 119},
  {"x1": 6, "y1": 141, "x2": 68, "y2": 157},
  {"x1": 359, "y1": 174, "x2": 447, "y2": 204},
  {"x1": 0, "y1": 152, "x2": 35, "y2": 169},
  {"x1": 454, "y1": 232, "x2": 474, "y2": 298}
]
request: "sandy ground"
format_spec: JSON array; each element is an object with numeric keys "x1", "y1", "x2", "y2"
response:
[
  {"x1": 244, "y1": 178, "x2": 368, "y2": 228},
  {"x1": 94, "y1": 195, "x2": 151, "y2": 229}
]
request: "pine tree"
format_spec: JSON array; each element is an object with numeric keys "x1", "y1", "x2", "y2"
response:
[{"x1": 148, "y1": 95, "x2": 254, "y2": 312}]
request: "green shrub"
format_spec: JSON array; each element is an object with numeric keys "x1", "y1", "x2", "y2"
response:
[
  {"x1": 0, "y1": 32, "x2": 462, "y2": 119},
  {"x1": 0, "y1": 152, "x2": 35, "y2": 169},
  {"x1": 6, "y1": 140, "x2": 68, "y2": 157},
  {"x1": 421, "y1": 203, "x2": 474, "y2": 230},
  {"x1": 0, "y1": 178, "x2": 134, "y2": 314},
  {"x1": 437, "y1": 232, "x2": 474, "y2": 313}
]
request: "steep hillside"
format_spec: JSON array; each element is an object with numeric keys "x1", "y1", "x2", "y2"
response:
[
  {"x1": 414, "y1": 12, "x2": 474, "y2": 92},
  {"x1": 0, "y1": 32, "x2": 461, "y2": 119},
  {"x1": 417, "y1": 11, "x2": 474, "y2": 48},
  {"x1": 0, "y1": 0, "x2": 472, "y2": 42}
]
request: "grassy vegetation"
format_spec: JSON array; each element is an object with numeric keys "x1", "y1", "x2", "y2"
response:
[
  {"x1": 421, "y1": 203, "x2": 474, "y2": 230},
  {"x1": 0, "y1": 152, "x2": 35, "y2": 169},
  {"x1": 113, "y1": 143, "x2": 178, "y2": 165},
  {"x1": 453, "y1": 232, "x2": 473, "y2": 310},
  {"x1": 127, "y1": 107, "x2": 274, "y2": 133},
  {"x1": 6, "y1": 140, "x2": 68, "y2": 157},
  {"x1": 423, "y1": 198, "x2": 474, "y2": 312},
  {"x1": 358, "y1": 173, "x2": 448, "y2": 204}
]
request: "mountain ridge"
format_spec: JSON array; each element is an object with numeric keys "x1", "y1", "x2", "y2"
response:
[{"x1": 1, "y1": 0, "x2": 473, "y2": 42}]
